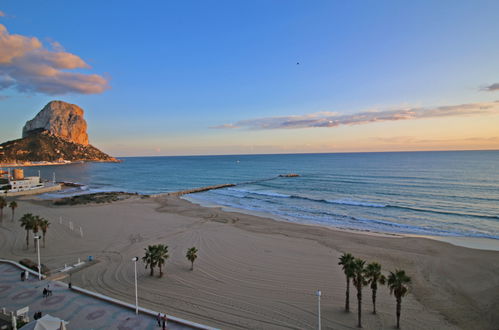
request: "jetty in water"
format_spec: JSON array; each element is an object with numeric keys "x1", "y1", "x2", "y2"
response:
[
  {"x1": 160, "y1": 184, "x2": 236, "y2": 197},
  {"x1": 153, "y1": 174, "x2": 300, "y2": 198}
]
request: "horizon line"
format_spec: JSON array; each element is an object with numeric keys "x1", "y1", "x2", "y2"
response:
[{"x1": 114, "y1": 148, "x2": 499, "y2": 159}]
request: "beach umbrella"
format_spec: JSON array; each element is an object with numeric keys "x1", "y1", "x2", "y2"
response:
[{"x1": 19, "y1": 314, "x2": 69, "y2": 330}]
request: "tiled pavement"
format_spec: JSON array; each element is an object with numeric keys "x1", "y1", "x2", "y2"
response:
[{"x1": 0, "y1": 263, "x2": 197, "y2": 330}]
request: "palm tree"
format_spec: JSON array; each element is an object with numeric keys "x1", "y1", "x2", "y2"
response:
[
  {"x1": 365, "y1": 262, "x2": 386, "y2": 314},
  {"x1": 31, "y1": 216, "x2": 41, "y2": 250},
  {"x1": 0, "y1": 196, "x2": 6, "y2": 221},
  {"x1": 387, "y1": 269, "x2": 412, "y2": 329},
  {"x1": 186, "y1": 247, "x2": 198, "y2": 270},
  {"x1": 142, "y1": 245, "x2": 158, "y2": 276},
  {"x1": 338, "y1": 252, "x2": 356, "y2": 312},
  {"x1": 9, "y1": 201, "x2": 18, "y2": 222},
  {"x1": 19, "y1": 213, "x2": 35, "y2": 248},
  {"x1": 39, "y1": 218, "x2": 50, "y2": 247},
  {"x1": 352, "y1": 258, "x2": 368, "y2": 328},
  {"x1": 155, "y1": 244, "x2": 169, "y2": 277}
]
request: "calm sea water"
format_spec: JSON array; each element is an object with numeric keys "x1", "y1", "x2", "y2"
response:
[{"x1": 21, "y1": 151, "x2": 499, "y2": 239}]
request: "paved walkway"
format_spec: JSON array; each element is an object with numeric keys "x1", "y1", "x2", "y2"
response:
[{"x1": 0, "y1": 263, "x2": 195, "y2": 329}]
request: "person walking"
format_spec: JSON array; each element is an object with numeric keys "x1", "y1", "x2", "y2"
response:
[
  {"x1": 162, "y1": 314, "x2": 167, "y2": 330},
  {"x1": 156, "y1": 313, "x2": 161, "y2": 327}
]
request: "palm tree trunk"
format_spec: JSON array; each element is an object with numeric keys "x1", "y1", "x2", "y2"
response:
[
  {"x1": 372, "y1": 288, "x2": 377, "y2": 314},
  {"x1": 11, "y1": 209, "x2": 15, "y2": 222},
  {"x1": 357, "y1": 286, "x2": 362, "y2": 328},
  {"x1": 191, "y1": 261, "x2": 194, "y2": 271},
  {"x1": 25, "y1": 230, "x2": 29, "y2": 248},
  {"x1": 345, "y1": 276, "x2": 350, "y2": 312},
  {"x1": 159, "y1": 265, "x2": 163, "y2": 277},
  {"x1": 396, "y1": 297, "x2": 401, "y2": 328},
  {"x1": 43, "y1": 234, "x2": 46, "y2": 248},
  {"x1": 150, "y1": 265, "x2": 154, "y2": 276}
]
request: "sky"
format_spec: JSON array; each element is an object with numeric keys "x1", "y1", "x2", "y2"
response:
[{"x1": 1, "y1": 0, "x2": 499, "y2": 156}]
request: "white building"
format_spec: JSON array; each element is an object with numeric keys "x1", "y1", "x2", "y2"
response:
[
  {"x1": 1, "y1": 169, "x2": 60, "y2": 195},
  {"x1": 8, "y1": 175, "x2": 44, "y2": 192}
]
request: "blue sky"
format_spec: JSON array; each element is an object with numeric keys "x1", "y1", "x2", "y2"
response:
[{"x1": 1, "y1": 1, "x2": 499, "y2": 156}]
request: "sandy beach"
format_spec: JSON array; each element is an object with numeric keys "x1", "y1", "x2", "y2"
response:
[{"x1": 1, "y1": 196, "x2": 498, "y2": 329}]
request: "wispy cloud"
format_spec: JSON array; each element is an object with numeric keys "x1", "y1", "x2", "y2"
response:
[
  {"x1": 214, "y1": 101, "x2": 499, "y2": 130},
  {"x1": 484, "y1": 83, "x2": 499, "y2": 91},
  {"x1": 0, "y1": 24, "x2": 109, "y2": 95}
]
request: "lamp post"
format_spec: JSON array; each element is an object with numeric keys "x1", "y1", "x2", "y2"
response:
[
  {"x1": 132, "y1": 257, "x2": 139, "y2": 315},
  {"x1": 316, "y1": 290, "x2": 321, "y2": 330},
  {"x1": 34, "y1": 235, "x2": 41, "y2": 280}
]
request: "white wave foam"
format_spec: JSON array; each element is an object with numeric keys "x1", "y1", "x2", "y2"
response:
[
  {"x1": 326, "y1": 199, "x2": 386, "y2": 208},
  {"x1": 227, "y1": 188, "x2": 291, "y2": 198}
]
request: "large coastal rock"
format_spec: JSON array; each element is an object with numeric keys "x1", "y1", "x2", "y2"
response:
[
  {"x1": 0, "y1": 130, "x2": 117, "y2": 163},
  {"x1": 22, "y1": 101, "x2": 89, "y2": 145},
  {"x1": 0, "y1": 100, "x2": 118, "y2": 164}
]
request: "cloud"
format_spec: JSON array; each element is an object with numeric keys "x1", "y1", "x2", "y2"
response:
[
  {"x1": 0, "y1": 24, "x2": 109, "y2": 95},
  {"x1": 214, "y1": 101, "x2": 499, "y2": 130},
  {"x1": 484, "y1": 83, "x2": 499, "y2": 91}
]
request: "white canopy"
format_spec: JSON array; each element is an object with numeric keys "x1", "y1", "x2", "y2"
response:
[{"x1": 20, "y1": 314, "x2": 68, "y2": 330}]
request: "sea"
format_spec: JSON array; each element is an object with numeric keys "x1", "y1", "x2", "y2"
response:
[{"x1": 20, "y1": 150, "x2": 499, "y2": 240}]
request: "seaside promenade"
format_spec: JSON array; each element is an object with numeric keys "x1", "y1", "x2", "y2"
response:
[{"x1": 0, "y1": 262, "x2": 206, "y2": 330}]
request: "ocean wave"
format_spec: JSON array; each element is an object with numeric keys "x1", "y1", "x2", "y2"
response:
[
  {"x1": 227, "y1": 188, "x2": 291, "y2": 198},
  {"x1": 216, "y1": 186, "x2": 499, "y2": 223},
  {"x1": 190, "y1": 194, "x2": 499, "y2": 240},
  {"x1": 388, "y1": 205, "x2": 499, "y2": 221},
  {"x1": 325, "y1": 199, "x2": 387, "y2": 208},
  {"x1": 225, "y1": 187, "x2": 388, "y2": 208}
]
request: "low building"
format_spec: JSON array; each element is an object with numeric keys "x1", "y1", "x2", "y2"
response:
[
  {"x1": 8, "y1": 176, "x2": 44, "y2": 192},
  {"x1": 0, "y1": 169, "x2": 61, "y2": 196}
]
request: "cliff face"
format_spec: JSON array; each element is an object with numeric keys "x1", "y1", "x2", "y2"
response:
[
  {"x1": 0, "y1": 130, "x2": 117, "y2": 163},
  {"x1": 22, "y1": 101, "x2": 89, "y2": 145},
  {"x1": 0, "y1": 100, "x2": 117, "y2": 164}
]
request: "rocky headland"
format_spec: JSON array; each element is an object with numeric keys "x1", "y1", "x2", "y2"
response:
[
  {"x1": 0, "y1": 101, "x2": 118, "y2": 165},
  {"x1": 22, "y1": 100, "x2": 89, "y2": 145}
]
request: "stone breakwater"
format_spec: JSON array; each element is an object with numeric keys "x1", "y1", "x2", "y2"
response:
[
  {"x1": 3, "y1": 183, "x2": 61, "y2": 197},
  {"x1": 154, "y1": 184, "x2": 236, "y2": 197}
]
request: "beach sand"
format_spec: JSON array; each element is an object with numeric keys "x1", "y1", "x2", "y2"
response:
[{"x1": 1, "y1": 196, "x2": 498, "y2": 329}]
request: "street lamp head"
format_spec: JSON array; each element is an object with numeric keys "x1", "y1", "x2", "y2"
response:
[
  {"x1": 34, "y1": 235, "x2": 41, "y2": 239},
  {"x1": 316, "y1": 290, "x2": 321, "y2": 297},
  {"x1": 132, "y1": 257, "x2": 139, "y2": 262}
]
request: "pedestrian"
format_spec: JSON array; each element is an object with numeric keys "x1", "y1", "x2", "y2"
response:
[
  {"x1": 43, "y1": 288, "x2": 47, "y2": 298},
  {"x1": 20, "y1": 271, "x2": 24, "y2": 281},
  {"x1": 156, "y1": 313, "x2": 161, "y2": 327},
  {"x1": 24, "y1": 270, "x2": 29, "y2": 281},
  {"x1": 162, "y1": 314, "x2": 167, "y2": 330}
]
